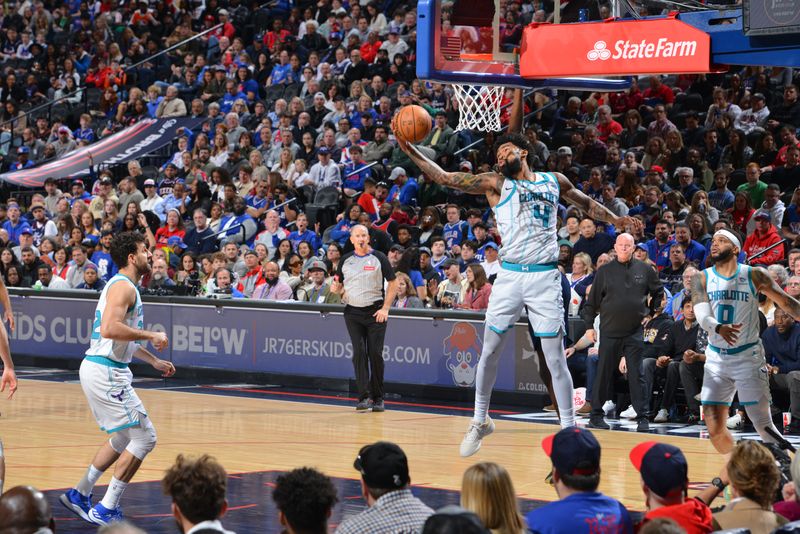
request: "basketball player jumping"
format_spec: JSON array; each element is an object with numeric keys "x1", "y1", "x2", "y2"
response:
[
  {"x1": 394, "y1": 106, "x2": 640, "y2": 457},
  {"x1": 692, "y1": 230, "x2": 800, "y2": 458},
  {"x1": 61, "y1": 232, "x2": 174, "y2": 525},
  {"x1": 0, "y1": 271, "x2": 17, "y2": 495}
]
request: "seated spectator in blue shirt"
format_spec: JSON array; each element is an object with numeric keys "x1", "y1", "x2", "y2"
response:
[
  {"x1": 572, "y1": 217, "x2": 615, "y2": 265},
  {"x1": 91, "y1": 230, "x2": 118, "y2": 282},
  {"x1": 70, "y1": 179, "x2": 92, "y2": 204},
  {"x1": 218, "y1": 197, "x2": 258, "y2": 247},
  {"x1": 75, "y1": 264, "x2": 107, "y2": 291},
  {"x1": 2, "y1": 203, "x2": 31, "y2": 245},
  {"x1": 268, "y1": 50, "x2": 294, "y2": 85},
  {"x1": 672, "y1": 221, "x2": 706, "y2": 266},
  {"x1": 764, "y1": 307, "x2": 800, "y2": 434},
  {"x1": 527, "y1": 427, "x2": 632, "y2": 534},
  {"x1": 73, "y1": 113, "x2": 96, "y2": 143},
  {"x1": 219, "y1": 79, "x2": 248, "y2": 114},
  {"x1": 645, "y1": 219, "x2": 675, "y2": 271},
  {"x1": 387, "y1": 167, "x2": 418, "y2": 208},
  {"x1": 288, "y1": 213, "x2": 321, "y2": 252},
  {"x1": 330, "y1": 204, "x2": 364, "y2": 247},
  {"x1": 342, "y1": 145, "x2": 371, "y2": 196},
  {"x1": 9, "y1": 146, "x2": 35, "y2": 170}
]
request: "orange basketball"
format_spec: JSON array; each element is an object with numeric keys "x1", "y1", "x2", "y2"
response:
[{"x1": 395, "y1": 105, "x2": 432, "y2": 143}]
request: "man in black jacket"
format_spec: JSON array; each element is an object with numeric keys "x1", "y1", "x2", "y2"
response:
[{"x1": 582, "y1": 233, "x2": 664, "y2": 431}]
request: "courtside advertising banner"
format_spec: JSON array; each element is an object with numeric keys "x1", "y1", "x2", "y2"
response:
[
  {"x1": 0, "y1": 118, "x2": 204, "y2": 187},
  {"x1": 7, "y1": 294, "x2": 530, "y2": 392},
  {"x1": 520, "y1": 15, "x2": 711, "y2": 78}
]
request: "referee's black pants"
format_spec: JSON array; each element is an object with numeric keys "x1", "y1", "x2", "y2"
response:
[
  {"x1": 591, "y1": 330, "x2": 648, "y2": 420},
  {"x1": 344, "y1": 303, "x2": 387, "y2": 402}
]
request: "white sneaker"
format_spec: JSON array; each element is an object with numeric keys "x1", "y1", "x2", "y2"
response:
[
  {"x1": 602, "y1": 400, "x2": 616, "y2": 415},
  {"x1": 727, "y1": 413, "x2": 743, "y2": 430},
  {"x1": 620, "y1": 405, "x2": 637, "y2": 419},
  {"x1": 654, "y1": 408, "x2": 670, "y2": 423},
  {"x1": 460, "y1": 417, "x2": 495, "y2": 457}
]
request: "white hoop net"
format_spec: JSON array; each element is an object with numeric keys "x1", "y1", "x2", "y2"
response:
[{"x1": 452, "y1": 84, "x2": 505, "y2": 132}]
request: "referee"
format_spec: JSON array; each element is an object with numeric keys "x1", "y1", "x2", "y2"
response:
[{"x1": 331, "y1": 225, "x2": 397, "y2": 412}]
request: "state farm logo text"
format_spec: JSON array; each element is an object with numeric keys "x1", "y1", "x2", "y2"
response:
[{"x1": 587, "y1": 38, "x2": 698, "y2": 61}]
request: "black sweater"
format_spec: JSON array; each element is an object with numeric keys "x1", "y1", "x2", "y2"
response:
[{"x1": 581, "y1": 258, "x2": 664, "y2": 338}]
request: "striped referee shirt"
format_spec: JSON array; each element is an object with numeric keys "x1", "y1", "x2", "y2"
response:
[{"x1": 337, "y1": 249, "x2": 395, "y2": 308}]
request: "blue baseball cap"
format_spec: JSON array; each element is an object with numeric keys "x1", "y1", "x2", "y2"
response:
[
  {"x1": 17, "y1": 146, "x2": 29, "y2": 154},
  {"x1": 542, "y1": 427, "x2": 601, "y2": 476},
  {"x1": 167, "y1": 236, "x2": 187, "y2": 250},
  {"x1": 630, "y1": 442, "x2": 688, "y2": 497}
]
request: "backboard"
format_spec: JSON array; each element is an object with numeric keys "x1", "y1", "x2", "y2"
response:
[{"x1": 416, "y1": 0, "x2": 632, "y2": 92}]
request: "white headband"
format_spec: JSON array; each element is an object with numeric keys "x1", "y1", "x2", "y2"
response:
[{"x1": 714, "y1": 229, "x2": 741, "y2": 250}]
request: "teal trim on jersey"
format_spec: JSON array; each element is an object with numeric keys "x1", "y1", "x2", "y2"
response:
[
  {"x1": 747, "y1": 265, "x2": 757, "y2": 297},
  {"x1": 116, "y1": 273, "x2": 136, "y2": 284},
  {"x1": 494, "y1": 179, "x2": 517, "y2": 210},
  {"x1": 85, "y1": 355, "x2": 129, "y2": 368},
  {"x1": 711, "y1": 264, "x2": 740, "y2": 281},
  {"x1": 701, "y1": 400, "x2": 732, "y2": 406},
  {"x1": 489, "y1": 325, "x2": 511, "y2": 335},
  {"x1": 534, "y1": 331, "x2": 559, "y2": 338},
  {"x1": 104, "y1": 420, "x2": 141, "y2": 434},
  {"x1": 738, "y1": 401, "x2": 760, "y2": 406},
  {"x1": 707, "y1": 341, "x2": 758, "y2": 355},
  {"x1": 501, "y1": 261, "x2": 558, "y2": 273},
  {"x1": 545, "y1": 172, "x2": 561, "y2": 194}
]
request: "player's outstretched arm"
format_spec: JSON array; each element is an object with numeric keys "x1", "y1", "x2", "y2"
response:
[
  {"x1": 392, "y1": 116, "x2": 501, "y2": 197},
  {"x1": 752, "y1": 266, "x2": 800, "y2": 321},
  {"x1": 508, "y1": 88, "x2": 523, "y2": 135},
  {"x1": 134, "y1": 346, "x2": 176, "y2": 377},
  {"x1": 557, "y1": 173, "x2": 641, "y2": 232}
]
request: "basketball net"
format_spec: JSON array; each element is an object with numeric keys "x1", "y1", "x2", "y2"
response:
[{"x1": 452, "y1": 84, "x2": 505, "y2": 132}]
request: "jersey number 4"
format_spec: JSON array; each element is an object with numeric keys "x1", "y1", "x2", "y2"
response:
[{"x1": 533, "y1": 204, "x2": 552, "y2": 225}]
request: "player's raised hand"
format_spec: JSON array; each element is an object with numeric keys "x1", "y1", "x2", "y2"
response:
[
  {"x1": 1, "y1": 367, "x2": 17, "y2": 399},
  {"x1": 150, "y1": 331, "x2": 169, "y2": 352},
  {"x1": 717, "y1": 323, "x2": 742, "y2": 345},
  {"x1": 616, "y1": 215, "x2": 642, "y2": 234}
]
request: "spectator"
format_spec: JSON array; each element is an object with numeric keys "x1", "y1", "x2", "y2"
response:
[
  {"x1": 2, "y1": 203, "x2": 31, "y2": 246},
  {"x1": 711, "y1": 440, "x2": 787, "y2": 533},
  {"x1": 630, "y1": 442, "x2": 713, "y2": 533},
  {"x1": 527, "y1": 428, "x2": 632, "y2": 534},
  {"x1": 387, "y1": 167, "x2": 418, "y2": 208},
  {"x1": 141, "y1": 179, "x2": 167, "y2": 223},
  {"x1": 737, "y1": 163, "x2": 769, "y2": 208},
  {"x1": 775, "y1": 451, "x2": 800, "y2": 520},
  {"x1": 659, "y1": 243, "x2": 689, "y2": 294},
  {"x1": 572, "y1": 217, "x2": 614, "y2": 264},
  {"x1": 146, "y1": 258, "x2": 176, "y2": 291},
  {"x1": 335, "y1": 441, "x2": 433, "y2": 534},
  {"x1": 744, "y1": 210, "x2": 785, "y2": 266},
  {"x1": 457, "y1": 264, "x2": 492, "y2": 311},
  {"x1": 184, "y1": 210, "x2": 218, "y2": 256},
  {"x1": 763, "y1": 307, "x2": 800, "y2": 434},
  {"x1": 436, "y1": 259, "x2": 467, "y2": 309},
  {"x1": 461, "y1": 462, "x2": 526, "y2": 534},
  {"x1": 273, "y1": 467, "x2": 339, "y2": 534},
  {"x1": 253, "y1": 261, "x2": 294, "y2": 301},
  {"x1": 162, "y1": 454, "x2": 233, "y2": 534},
  {"x1": 0, "y1": 485, "x2": 56, "y2": 533},
  {"x1": 297, "y1": 259, "x2": 341, "y2": 303},
  {"x1": 37, "y1": 263, "x2": 69, "y2": 290},
  {"x1": 480, "y1": 242, "x2": 500, "y2": 284},
  {"x1": 391, "y1": 271, "x2": 424, "y2": 309},
  {"x1": 76, "y1": 263, "x2": 106, "y2": 291}
]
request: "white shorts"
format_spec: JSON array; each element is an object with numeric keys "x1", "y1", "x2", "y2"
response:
[
  {"x1": 484, "y1": 266, "x2": 564, "y2": 338},
  {"x1": 79, "y1": 356, "x2": 147, "y2": 434},
  {"x1": 700, "y1": 341, "x2": 771, "y2": 407}
]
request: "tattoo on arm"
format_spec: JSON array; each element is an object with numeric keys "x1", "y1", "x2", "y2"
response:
[
  {"x1": 752, "y1": 267, "x2": 800, "y2": 320},
  {"x1": 690, "y1": 271, "x2": 708, "y2": 305},
  {"x1": 560, "y1": 176, "x2": 618, "y2": 226},
  {"x1": 405, "y1": 143, "x2": 498, "y2": 195}
]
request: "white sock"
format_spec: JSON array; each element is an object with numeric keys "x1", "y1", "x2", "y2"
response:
[
  {"x1": 540, "y1": 335, "x2": 576, "y2": 428},
  {"x1": 100, "y1": 477, "x2": 128, "y2": 510},
  {"x1": 473, "y1": 327, "x2": 510, "y2": 424},
  {"x1": 76, "y1": 465, "x2": 103, "y2": 497}
]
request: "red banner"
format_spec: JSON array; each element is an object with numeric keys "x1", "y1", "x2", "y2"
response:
[{"x1": 520, "y1": 15, "x2": 711, "y2": 78}]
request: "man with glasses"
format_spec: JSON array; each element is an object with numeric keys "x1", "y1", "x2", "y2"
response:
[
  {"x1": 646, "y1": 105, "x2": 676, "y2": 141},
  {"x1": 675, "y1": 167, "x2": 700, "y2": 203},
  {"x1": 786, "y1": 276, "x2": 800, "y2": 298}
]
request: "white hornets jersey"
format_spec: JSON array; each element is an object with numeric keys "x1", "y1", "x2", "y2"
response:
[
  {"x1": 492, "y1": 172, "x2": 560, "y2": 265},
  {"x1": 704, "y1": 264, "x2": 761, "y2": 350},
  {"x1": 85, "y1": 274, "x2": 144, "y2": 364}
]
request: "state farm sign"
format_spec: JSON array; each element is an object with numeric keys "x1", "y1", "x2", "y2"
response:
[{"x1": 520, "y1": 15, "x2": 711, "y2": 78}]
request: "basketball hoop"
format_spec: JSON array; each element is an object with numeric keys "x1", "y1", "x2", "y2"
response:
[{"x1": 452, "y1": 84, "x2": 505, "y2": 132}]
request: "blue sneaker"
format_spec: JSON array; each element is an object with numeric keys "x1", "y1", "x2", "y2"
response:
[
  {"x1": 88, "y1": 503, "x2": 125, "y2": 525},
  {"x1": 59, "y1": 489, "x2": 93, "y2": 522}
]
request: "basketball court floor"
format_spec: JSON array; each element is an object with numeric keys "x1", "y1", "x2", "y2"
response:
[{"x1": 3, "y1": 367, "x2": 776, "y2": 532}]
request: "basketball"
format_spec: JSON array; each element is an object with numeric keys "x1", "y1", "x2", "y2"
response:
[{"x1": 395, "y1": 105, "x2": 432, "y2": 143}]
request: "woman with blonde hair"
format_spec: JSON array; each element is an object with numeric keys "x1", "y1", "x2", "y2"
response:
[
  {"x1": 712, "y1": 440, "x2": 787, "y2": 533},
  {"x1": 461, "y1": 462, "x2": 526, "y2": 534}
]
